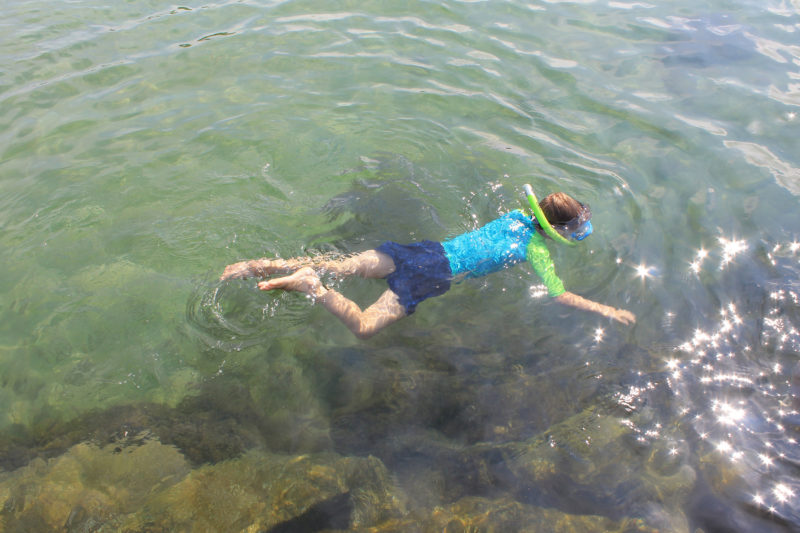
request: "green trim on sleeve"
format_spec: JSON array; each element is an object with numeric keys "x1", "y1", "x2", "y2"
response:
[{"x1": 526, "y1": 232, "x2": 566, "y2": 297}]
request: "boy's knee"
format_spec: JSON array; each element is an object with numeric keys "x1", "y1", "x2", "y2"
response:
[{"x1": 354, "y1": 326, "x2": 378, "y2": 340}]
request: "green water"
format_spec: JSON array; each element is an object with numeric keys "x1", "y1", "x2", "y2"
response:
[{"x1": 2, "y1": 0, "x2": 800, "y2": 530}]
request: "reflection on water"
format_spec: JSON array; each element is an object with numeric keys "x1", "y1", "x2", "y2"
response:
[{"x1": 618, "y1": 238, "x2": 800, "y2": 531}]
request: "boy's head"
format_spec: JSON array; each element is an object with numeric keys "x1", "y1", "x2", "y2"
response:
[
  {"x1": 539, "y1": 192, "x2": 583, "y2": 224},
  {"x1": 539, "y1": 192, "x2": 593, "y2": 241}
]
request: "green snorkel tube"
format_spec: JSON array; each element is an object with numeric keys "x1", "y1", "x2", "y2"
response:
[{"x1": 523, "y1": 184, "x2": 576, "y2": 246}]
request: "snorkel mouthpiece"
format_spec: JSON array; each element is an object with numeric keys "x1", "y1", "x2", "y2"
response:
[{"x1": 523, "y1": 184, "x2": 590, "y2": 246}]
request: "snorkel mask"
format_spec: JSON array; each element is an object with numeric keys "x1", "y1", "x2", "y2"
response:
[{"x1": 523, "y1": 184, "x2": 593, "y2": 245}]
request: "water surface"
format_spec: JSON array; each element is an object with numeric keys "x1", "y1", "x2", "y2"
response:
[{"x1": 1, "y1": 0, "x2": 799, "y2": 530}]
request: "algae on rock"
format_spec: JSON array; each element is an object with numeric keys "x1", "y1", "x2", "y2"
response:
[{"x1": 0, "y1": 438, "x2": 404, "y2": 532}]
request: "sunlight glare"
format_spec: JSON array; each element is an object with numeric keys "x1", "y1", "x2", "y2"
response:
[
  {"x1": 529, "y1": 284, "x2": 547, "y2": 298},
  {"x1": 689, "y1": 247, "x2": 709, "y2": 274},
  {"x1": 593, "y1": 327, "x2": 605, "y2": 343},
  {"x1": 634, "y1": 262, "x2": 653, "y2": 280},
  {"x1": 719, "y1": 236, "x2": 747, "y2": 268},
  {"x1": 714, "y1": 401, "x2": 746, "y2": 425},
  {"x1": 773, "y1": 483, "x2": 794, "y2": 503}
]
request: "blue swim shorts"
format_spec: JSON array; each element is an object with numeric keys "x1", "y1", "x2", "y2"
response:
[{"x1": 376, "y1": 240, "x2": 452, "y2": 315}]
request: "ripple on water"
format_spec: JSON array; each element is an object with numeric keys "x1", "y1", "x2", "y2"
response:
[{"x1": 185, "y1": 276, "x2": 311, "y2": 354}]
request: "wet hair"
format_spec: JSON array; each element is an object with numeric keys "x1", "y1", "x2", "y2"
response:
[{"x1": 539, "y1": 192, "x2": 583, "y2": 225}]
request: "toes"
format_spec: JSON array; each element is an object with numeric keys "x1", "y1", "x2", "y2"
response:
[
  {"x1": 257, "y1": 267, "x2": 318, "y2": 293},
  {"x1": 258, "y1": 276, "x2": 293, "y2": 291},
  {"x1": 258, "y1": 280, "x2": 276, "y2": 291}
]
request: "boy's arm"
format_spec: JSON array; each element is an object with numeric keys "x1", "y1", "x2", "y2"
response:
[
  {"x1": 525, "y1": 235, "x2": 635, "y2": 325},
  {"x1": 554, "y1": 291, "x2": 636, "y2": 325}
]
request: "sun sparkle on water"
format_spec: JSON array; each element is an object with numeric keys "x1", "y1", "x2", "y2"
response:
[
  {"x1": 718, "y1": 236, "x2": 747, "y2": 268},
  {"x1": 646, "y1": 239, "x2": 800, "y2": 516},
  {"x1": 634, "y1": 262, "x2": 654, "y2": 280},
  {"x1": 773, "y1": 483, "x2": 794, "y2": 504}
]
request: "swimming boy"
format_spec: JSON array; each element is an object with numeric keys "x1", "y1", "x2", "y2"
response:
[{"x1": 221, "y1": 188, "x2": 636, "y2": 338}]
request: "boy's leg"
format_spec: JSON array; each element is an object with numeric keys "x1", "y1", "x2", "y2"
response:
[
  {"x1": 325, "y1": 250, "x2": 395, "y2": 278},
  {"x1": 259, "y1": 267, "x2": 406, "y2": 339},
  {"x1": 221, "y1": 250, "x2": 395, "y2": 281}
]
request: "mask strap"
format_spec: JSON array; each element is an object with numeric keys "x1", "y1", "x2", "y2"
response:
[{"x1": 523, "y1": 184, "x2": 576, "y2": 246}]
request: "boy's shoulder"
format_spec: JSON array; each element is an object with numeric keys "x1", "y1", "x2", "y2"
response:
[
  {"x1": 491, "y1": 209, "x2": 530, "y2": 223},
  {"x1": 500, "y1": 209, "x2": 535, "y2": 231}
]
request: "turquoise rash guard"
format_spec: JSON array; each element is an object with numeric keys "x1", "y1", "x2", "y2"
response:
[{"x1": 441, "y1": 210, "x2": 566, "y2": 297}]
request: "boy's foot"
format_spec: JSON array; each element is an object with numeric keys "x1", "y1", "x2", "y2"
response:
[
  {"x1": 258, "y1": 267, "x2": 324, "y2": 296},
  {"x1": 220, "y1": 259, "x2": 291, "y2": 280}
]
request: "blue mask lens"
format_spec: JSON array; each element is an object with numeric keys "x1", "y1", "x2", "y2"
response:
[
  {"x1": 544, "y1": 202, "x2": 592, "y2": 244},
  {"x1": 570, "y1": 220, "x2": 593, "y2": 241}
]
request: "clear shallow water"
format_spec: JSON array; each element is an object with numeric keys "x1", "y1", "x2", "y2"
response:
[{"x1": 1, "y1": 0, "x2": 800, "y2": 530}]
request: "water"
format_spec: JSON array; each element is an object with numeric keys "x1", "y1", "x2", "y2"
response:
[{"x1": 1, "y1": 0, "x2": 799, "y2": 530}]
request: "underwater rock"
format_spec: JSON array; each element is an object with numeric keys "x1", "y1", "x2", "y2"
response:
[
  {"x1": 468, "y1": 408, "x2": 696, "y2": 527},
  {"x1": 0, "y1": 439, "x2": 189, "y2": 531},
  {"x1": 0, "y1": 439, "x2": 404, "y2": 531},
  {"x1": 305, "y1": 339, "x2": 697, "y2": 526},
  {"x1": 324, "y1": 341, "x2": 606, "y2": 456},
  {"x1": 266, "y1": 490, "x2": 353, "y2": 532},
  {"x1": 361, "y1": 495, "x2": 658, "y2": 532},
  {"x1": 0, "y1": 358, "x2": 335, "y2": 474},
  {"x1": 130, "y1": 449, "x2": 404, "y2": 531}
]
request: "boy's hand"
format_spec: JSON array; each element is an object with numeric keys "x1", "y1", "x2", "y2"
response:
[
  {"x1": 611, "y1": 308, "x2": 636, "y2": 325},
  {"x1": 554, "y1": 292, "x2": 636, "y2": 326}
]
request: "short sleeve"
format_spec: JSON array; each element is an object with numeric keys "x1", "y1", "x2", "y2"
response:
[{"x1": 526, "y1": 232, "x2": 565, "y2": 297}]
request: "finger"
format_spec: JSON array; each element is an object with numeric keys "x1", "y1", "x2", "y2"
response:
[{"x1": 614, "y1": 312, "x2": 633, "y2": 325}]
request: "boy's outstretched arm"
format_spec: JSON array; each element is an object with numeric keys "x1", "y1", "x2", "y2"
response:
[{"x1": 554, "y1": 291, "x2": 636, "y2": 325}]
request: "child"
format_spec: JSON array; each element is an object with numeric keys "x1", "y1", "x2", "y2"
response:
[{"x1": 221, "y1": 190, "x2": 636, "y2": 338}]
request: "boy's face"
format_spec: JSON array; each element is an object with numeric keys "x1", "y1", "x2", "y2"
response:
[{"x1": 553, "y1": 204, "x2": 592, "y2": 241}]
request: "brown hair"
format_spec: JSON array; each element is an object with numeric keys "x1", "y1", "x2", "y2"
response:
[{"x1": 539, "y1": 192, "x2": 583, "y2": 225}]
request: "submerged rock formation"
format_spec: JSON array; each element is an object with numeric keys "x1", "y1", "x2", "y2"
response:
[{"x1": 0, "y1": 439, "x2": 402, "y2": 532}]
